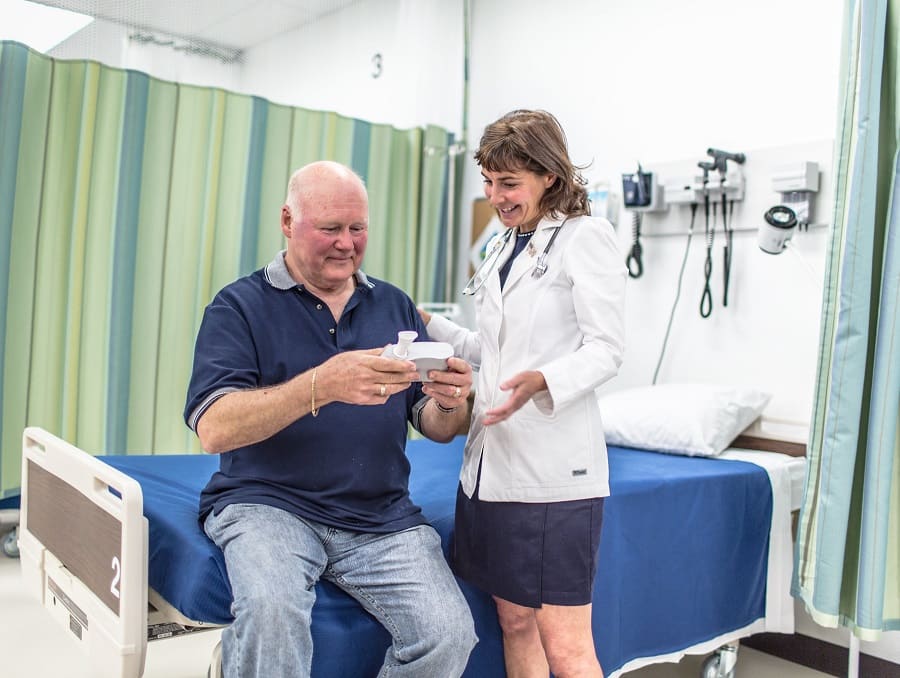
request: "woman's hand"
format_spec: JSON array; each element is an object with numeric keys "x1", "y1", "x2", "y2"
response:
[
  {"x1": 422, "y1": 357, "x2": 472, "y2": 411},
  {"x1": 482, "y1": 370, "x2": 547, "y2": 426}
]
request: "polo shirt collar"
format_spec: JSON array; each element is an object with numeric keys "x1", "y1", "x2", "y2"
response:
[{"x1": 264, "y1": 250, "x2": 374, "y2": 291}]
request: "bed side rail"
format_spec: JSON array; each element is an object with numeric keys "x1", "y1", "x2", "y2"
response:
[{"x1": 19, "y1": 426, "x2": 149, "y2": 678}]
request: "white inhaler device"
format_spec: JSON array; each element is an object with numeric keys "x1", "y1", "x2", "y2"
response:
[{"x1": 381, "y1": 331, "x2": 453, "y2": 382}]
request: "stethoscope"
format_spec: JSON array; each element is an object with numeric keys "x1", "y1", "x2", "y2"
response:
[{"x1": 462, "y1": 218, "x2": 567, "y2": 296}]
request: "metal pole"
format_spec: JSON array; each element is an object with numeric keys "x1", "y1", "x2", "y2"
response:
[
  {"x1": 445, "y1": 152, "x2": 456, "y2": 302},
  {"x1": 443, "y1": 0, "x2": 471, "y2": 303},
  {"x1": 848, "y1": 632, "x2": 860, "y2": 678}
]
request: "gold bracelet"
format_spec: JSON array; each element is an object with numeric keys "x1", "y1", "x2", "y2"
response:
[
  {"x1": 311, "y1": 368, "x2": 319, "y2": 417},
  {"x1": 433, "y1": 399, "x2": 458, "y2": 414}
]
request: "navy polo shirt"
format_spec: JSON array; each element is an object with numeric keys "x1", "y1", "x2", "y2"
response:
[{"x1": 185, "y1": 252, "x2": 431, "y2": 533}]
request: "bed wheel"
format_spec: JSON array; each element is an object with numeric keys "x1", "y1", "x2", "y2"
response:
[
  {"x1": 2, "y1": 528, "x2": 18, "y2": 558},
  {"x1": 207, "y1": 639, "x2": 223, "y2": 678},
  {"x1": 701, "y1": 643, "x2": 738, "y2": 678}
]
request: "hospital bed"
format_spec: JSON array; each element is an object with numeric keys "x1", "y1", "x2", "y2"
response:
[{"x1": 18, "y1": 425, "x2": 805, "y2": 677}]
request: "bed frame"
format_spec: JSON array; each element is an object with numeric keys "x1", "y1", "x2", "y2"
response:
[
  {"x1": 18, "y1": 427, "x2": 222, "y2": 677},
  {"x1": 19, "y1": 424, "x2": 806, "y2": 678}
]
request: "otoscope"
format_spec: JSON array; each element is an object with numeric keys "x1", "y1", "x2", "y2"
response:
[
  {"x1": 706, "y1": 149, "x2": 745, "y2": 307},
  {"x1": 706, "y1": 148, "x2": 746, "y2": 172},
  {"x1": 697, "y1": 160, "x2": 716, "y2": 318}
]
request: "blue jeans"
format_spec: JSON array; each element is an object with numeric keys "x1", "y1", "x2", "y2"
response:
[{"x1": 204, "y1": 503, "x2": 477, "y2": 678}]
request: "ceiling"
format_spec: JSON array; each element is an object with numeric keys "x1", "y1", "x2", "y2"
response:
[{"x1": 30, "y1": 0, "x2": 362, "y2": 53}]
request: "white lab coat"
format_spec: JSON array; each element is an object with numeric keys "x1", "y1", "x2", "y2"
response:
[{"x1": 428, "y1": 214, "x2": 626, "y2": 502}]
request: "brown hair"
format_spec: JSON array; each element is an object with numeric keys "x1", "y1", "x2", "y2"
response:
[{"x1": 474, "y1": 109, "x2": 589, "y2": 219}]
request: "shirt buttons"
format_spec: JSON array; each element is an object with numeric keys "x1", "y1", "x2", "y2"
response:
[
  {"x1": 316, "y1": 304, "x2": 322, "y2": 310},
  {"x1": 329, "y1": 328, "x2": 335, "y2": 334}
]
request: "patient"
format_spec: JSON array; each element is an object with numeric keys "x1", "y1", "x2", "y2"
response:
[{"x1": 184, "y1": 161, "x2": 477, "y2": 678}]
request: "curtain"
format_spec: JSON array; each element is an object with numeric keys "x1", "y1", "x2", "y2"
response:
[
  {"x1": 792, "y1": 0, "x2": 899, "y2": 638},
  {"x1": 0, "y1": 40, "x2": 453, "y2": 497}
]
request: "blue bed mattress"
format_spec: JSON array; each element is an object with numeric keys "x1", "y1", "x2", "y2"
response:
[{"x1": 103, "y1": 436, "x2": 772, "y2": 676}]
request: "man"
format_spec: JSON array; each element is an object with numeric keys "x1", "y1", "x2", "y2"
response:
[{"x1": 185, "y1": 161, "x2": 477, "y2": 677}]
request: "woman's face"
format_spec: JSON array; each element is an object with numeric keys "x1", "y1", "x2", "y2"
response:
[{"x1": 482, "y1": 168, "x2": 555, "y2": 231}]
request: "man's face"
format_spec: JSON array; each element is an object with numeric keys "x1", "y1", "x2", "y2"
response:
[{"x1": 282, "y1": 181, "x2": 368, "y2": 293}]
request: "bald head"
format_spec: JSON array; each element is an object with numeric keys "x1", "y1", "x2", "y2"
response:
[{"x1": 285, "y1": 161, "x2": 367, "y2": 217}]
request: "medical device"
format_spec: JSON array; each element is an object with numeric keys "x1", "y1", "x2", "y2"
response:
[
  {"x1": 707, "y1": 148, "x2": 746, "y2": 171},
  {"x1": 462, "y1": 228, "x2": 514, "y2": 295},
  {"x1": 770, "y1": 161, "x2": 819, "y2": 231},
  {"x1": 771, "y1": 161, "x2": 819, "y2": 193},
  {"x1": 662, "y1": 170, "x2": 745, "y2": 206},
  {"x1": 707, "y1": 149, "x2": 745, "y2": 308},
  {"x1": 758, "y1": 161, "x2": 819, "y2": 254},
  {"x1": 621, "y1": 164, "x2": 662, "y2": 278},
  {"x1": 621, "y1": 151, "x2": 745, "y2": 292},
  {"x1": 533, "y1": 224, "x2": 564, "y2": 278},
  {"x1": 758, "y1": 205, "x2": 798, "y2": 254},
  {"x1": 462, "y1": 219, "x2": 568, "y2": 295},
  {"x1": 696, "y1": 148, "x2": 745, "y2": 317},
  {"x1": 698, "y1": 160, "x2": 717, "y2": 318},
  {"x1": 381, "y1": 331, "x2": 452, "y2": 381},
  {"x1": 622, "y1": 165, "x2": 656, "y2": 210}
]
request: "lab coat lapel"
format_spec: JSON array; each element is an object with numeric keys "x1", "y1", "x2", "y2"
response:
[
  {"x1": 483, "y1": 229, "x2": 515, "y2": 303},
  {"x1": 501, "y1": 222, "x2": 552, "y2": 296}
]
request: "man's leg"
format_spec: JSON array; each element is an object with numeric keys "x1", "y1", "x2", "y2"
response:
[
  {"x1": 326, "y1": 524, "x2": 478, "y2": 677},
  {"x1": 204, "y1": 503, "x2": 328, "y2": 678}
]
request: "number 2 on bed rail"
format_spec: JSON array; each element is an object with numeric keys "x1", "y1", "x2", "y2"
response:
[{"x1": 111, "y1": 556, "x2": 121, "y2": 599}]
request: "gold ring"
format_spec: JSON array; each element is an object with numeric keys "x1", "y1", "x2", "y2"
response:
[
  {"x1": 380, "y1": 384, "x2": 387, "y2": 397},
  {"x1": 454, "y1": 386, "x2": 462, "y2": 399}
]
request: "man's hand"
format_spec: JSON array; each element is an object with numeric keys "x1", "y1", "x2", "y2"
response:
[
  {"x1": 197, "y1": 348, "x2": 420, "y2": 454},
  {"x1": 318, "y1": 348, "x2": 421, "y2": 406},
  {"x1": 482, "y1": 370, "x2": 547, "y2": 426}
]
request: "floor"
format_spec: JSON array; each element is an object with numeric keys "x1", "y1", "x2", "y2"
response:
[{"x1": 0, "y1": 550, "x2": 834, "y2": 678}]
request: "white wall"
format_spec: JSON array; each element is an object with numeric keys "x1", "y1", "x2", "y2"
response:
[
  {"x1": 51, "y1": 19, "x2": 242, "y2": 90},
  {"x1": 462, "y1": 0, "x2": 844, "y2": 425},
  {"x1": 238, "y1": 0, "x2": 463, "y2": 132},
  {"x1": 466, "y1": 0, "x2": 843, "y2": 182}
]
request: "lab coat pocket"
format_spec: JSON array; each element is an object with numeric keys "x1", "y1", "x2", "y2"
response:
[{"x1": 510, "y1": 409, "x2": 596, "y2": 490}]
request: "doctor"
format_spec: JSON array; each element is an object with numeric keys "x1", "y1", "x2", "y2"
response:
[{"x1": 420, "y1": 109, "x2": 626, "y2": 678}]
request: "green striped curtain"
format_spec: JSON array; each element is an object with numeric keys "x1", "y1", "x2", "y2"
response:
[
  {"x1": 0, "y1": 40, "x2": 453, "y2": 497},
  {"x1": 792, "y1": 0, "x2": 899, "y2": 638}
]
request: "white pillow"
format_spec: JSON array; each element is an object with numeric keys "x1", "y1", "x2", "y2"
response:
[{"x1": 597, "y1": 384, "x2": 771, "y2": 457}]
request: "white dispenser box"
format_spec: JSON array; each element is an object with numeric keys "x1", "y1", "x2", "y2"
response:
[{"x1": 382, "y1": 331, "x2": 452, "y2": 381}]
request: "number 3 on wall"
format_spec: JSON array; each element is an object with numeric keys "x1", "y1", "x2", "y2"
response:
[
  {"x1": 371, "y1": 53, "x2": 383, "y2": 78},
  {"x1": 111, "y1": 556, "x2": 121, "y2": 599}
]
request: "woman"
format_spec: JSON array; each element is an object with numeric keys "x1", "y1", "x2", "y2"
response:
[{"x1": 420, "y1": 110, "x2": 626, "y2": 677}]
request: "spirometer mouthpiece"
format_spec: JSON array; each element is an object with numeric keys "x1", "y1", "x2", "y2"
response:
[{"x1": 394, "y1": 331, "x2": 418, "y2": 358}]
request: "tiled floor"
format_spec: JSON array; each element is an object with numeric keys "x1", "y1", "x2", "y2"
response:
[{"x1": 0, "y1": 552, "x2": 833, "y2": 677}]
